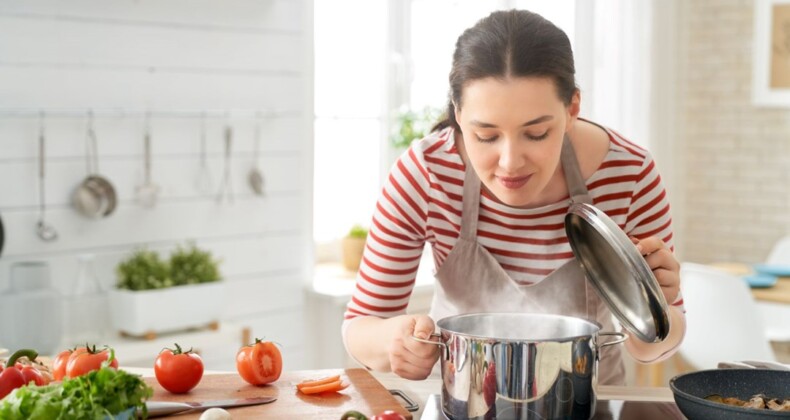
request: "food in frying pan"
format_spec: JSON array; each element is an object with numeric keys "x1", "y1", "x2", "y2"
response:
[{"x1": 705, "y1": 394, "x2": 790, "y2": 411}]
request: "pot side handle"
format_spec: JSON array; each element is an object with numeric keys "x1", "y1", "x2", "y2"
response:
[
  {"x1": 596, "y1": 331, "x2": 628, "y2": 350},
  {"x1": 410, "y1": 332, "x2": 444, "y2": 347}
]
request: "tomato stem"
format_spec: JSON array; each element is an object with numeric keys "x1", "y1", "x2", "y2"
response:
[{"x1": 6, "y1": 349, "x2": 38, "y2": 368}]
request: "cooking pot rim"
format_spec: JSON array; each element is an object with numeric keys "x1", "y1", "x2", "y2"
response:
[{"x1": 435, "y1": 312, "x2": 603, "y2": 342}]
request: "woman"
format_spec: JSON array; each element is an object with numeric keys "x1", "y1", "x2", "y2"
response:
[{"x1": 343, "y1": 9, "x2": 685, "y2": 385}]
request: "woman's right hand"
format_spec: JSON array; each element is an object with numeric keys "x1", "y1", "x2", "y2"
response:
[{"x1": 388, "y1": 314, "x2": 440, "y2": 380}]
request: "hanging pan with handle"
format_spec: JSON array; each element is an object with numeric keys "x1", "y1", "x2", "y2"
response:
[{"x1": 72, "y1": 113, "x2": 117, "y2": 219}]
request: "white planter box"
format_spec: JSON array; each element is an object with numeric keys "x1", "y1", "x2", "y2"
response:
[{"x1": 109, "y1": 282, "x2": 226, "y2": 337}]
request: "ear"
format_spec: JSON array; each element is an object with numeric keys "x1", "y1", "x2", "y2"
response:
[
  {"x1": 453, "y1": 101, "x2": 461, "y2": 126},
  {"x1": 565, "y1": 90, "x2": 581, "y2": 132}
]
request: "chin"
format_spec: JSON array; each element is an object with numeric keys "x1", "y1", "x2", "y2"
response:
[{"x1": 493, "y1": 189, "x2": 532, "y2": 207}]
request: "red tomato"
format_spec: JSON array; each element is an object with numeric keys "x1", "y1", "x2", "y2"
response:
[
  {"x1": 53, "y1": 349, "x2": 75, "y2": 381},
  {"x1": 65, "y1": 345, "x2": 118, "y2": 378},
  {"x1": 235, "y1": 338, "x2": 282, "y2": 386},
  {"x1": 154, "y1": 343, "x2": 204, "y2": 394},
  {"x1": 371, "y1": 411, "x2": 407, "y2": 420}
]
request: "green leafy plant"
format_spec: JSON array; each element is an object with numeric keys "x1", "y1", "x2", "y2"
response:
[
  {"x1": 169, "y1": 243, "x2": 221, "y2": 286},
  {"x1": 347, "y1": 225, "x2": 368, "y2": 239},
  {"x1": 390, "y1": 106, "x2": 444, "y2": 149},
  {"x1": 116, "y1": 243, "x2": 221, "y2": 291},
  {"x1": 116, "y1": 249, "x2": 172, "y2": 291}
]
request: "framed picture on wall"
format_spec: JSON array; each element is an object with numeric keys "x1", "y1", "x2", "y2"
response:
[{"x1": 753, "y1": 0, "x2": 790, "y2": 106}]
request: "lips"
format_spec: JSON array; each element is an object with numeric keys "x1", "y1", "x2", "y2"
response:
[{"x1": 497, "y1": 174, "x2": 531, "y2": 189}]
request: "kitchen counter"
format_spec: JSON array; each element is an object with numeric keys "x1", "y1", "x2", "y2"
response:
[
  {"x1": 370, "y1": 371, "x2": 676, "y2": 419},
  {"x1": 126, "y1": 367, "x2": 678, "y2": 419}
]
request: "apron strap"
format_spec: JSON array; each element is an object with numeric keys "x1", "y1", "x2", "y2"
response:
[
  {"x1": 560, "y1": 135, "x2": 594, "y2": 205},
  {"x1": 460, "y1": 163, "x2": 481, "y2": 240},
  {"x1": 559, "y1": 134, "x2": 599, "y2": 321}
]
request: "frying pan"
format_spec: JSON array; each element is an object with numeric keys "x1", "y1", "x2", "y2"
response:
[{"x1": 670, "y1": 369, "x2": 790, "y2": 419}]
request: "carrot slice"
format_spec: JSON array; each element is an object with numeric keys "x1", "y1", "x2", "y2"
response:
[
  {"x1": 298, "y1": 380, "x2": 349, "y2": 394},
  {"x1": 296, "y1": 375, "x2": 341, "y2": 390}
]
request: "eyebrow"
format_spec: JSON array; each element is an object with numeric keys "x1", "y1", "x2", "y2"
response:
[{"x1": 470, "y1": 115, "x2": 554, "y2": 128}]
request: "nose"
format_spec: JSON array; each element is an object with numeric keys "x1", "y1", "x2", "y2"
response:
[{"x1": 498, "y1": 136, "x2": 525, "y2": 172}]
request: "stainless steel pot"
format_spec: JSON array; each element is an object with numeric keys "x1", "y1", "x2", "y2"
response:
[{"x1": 415, "y1": 313, "x2": 625, "y2": 420}]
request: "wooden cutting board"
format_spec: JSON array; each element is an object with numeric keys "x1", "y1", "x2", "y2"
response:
[{"x1": 143, "y1": 368, "x2": 412, "y2": 419}]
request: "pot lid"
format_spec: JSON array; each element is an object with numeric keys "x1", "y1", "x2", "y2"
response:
[{"x1": 565, "y1": 202, "x2": 670, "y2": 343}]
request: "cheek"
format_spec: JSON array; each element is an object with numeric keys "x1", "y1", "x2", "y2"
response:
[{"x1": 463, "y1": 137, "x2": 498, "y2": 169}]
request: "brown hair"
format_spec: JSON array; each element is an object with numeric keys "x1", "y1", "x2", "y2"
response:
[{"x1": 433, "y1": 9, "x2": 577, "y2": 132}]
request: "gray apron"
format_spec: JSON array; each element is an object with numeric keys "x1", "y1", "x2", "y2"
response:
[{"x1": 430, "y1": 136, "x2": 626, "y2": 385}]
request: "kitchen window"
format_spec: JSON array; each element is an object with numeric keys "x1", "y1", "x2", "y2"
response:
[{"x1": 313, "y1": 0, "x2": 654, "y2": 264}]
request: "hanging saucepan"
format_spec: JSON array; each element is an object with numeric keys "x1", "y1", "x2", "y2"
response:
[
  {"x1": 73, "y1": 114, "x2": 117, "y2": 219},
  {"x1": 413, "y1": 203, "x2": 670, "y2": 419}
]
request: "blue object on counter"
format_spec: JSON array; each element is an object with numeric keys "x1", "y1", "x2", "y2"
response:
[
  {"x1": 752, "y1": 263, "x2": 790, "y2": 277},
  {"x1": 742, "y1": 273, "x2": 778, "y2": 288}
]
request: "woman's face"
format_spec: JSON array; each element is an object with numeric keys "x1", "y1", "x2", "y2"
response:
[{"x1": 455, "y1": 76, "x2": 579, "y2": 208}]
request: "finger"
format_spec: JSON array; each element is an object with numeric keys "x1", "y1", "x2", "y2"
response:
[
  {"x1": 390, "y1": 358, "x2": 436, "y2": 380},
  {"x1": 412, "y1": 315, "x2": 436, "y2": 340},
  {"x1": 643, "y1": 249, "x2": 680, "y2": 276},
  {"x1": 391, "y1": 343, "x2": 439, "y2": 370},
  {"x1": 634, "y1": 236, "x2": 666, "y2": 255},
  {"x1": 653, "y1": 269, "x2": 680, "y2": 303},
  {"x1": 389, "y1": 338, "x2": 439, "y2": 379},
  {"x1": 399, "y1": 316, "x2": 439, "y2": 359}
]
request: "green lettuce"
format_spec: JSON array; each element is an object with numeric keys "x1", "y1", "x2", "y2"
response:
[{"x1": 0, "y1": 367, "x2": 152, "y2": 420}]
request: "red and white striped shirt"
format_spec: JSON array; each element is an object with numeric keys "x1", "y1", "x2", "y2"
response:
[{"x1": 344, "y1": 126, "x2": 682, "y2": 322}]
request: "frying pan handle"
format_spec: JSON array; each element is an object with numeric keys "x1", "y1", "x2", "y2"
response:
[
  {"x1": 596, "y1": 331, "x2": 628, "y2": 349},
  {"x1": 410, "y1": 332, "x2": 444, "y2": 347}
]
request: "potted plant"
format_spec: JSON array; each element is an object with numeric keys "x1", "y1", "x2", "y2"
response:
[
  {"x1": 109, "y1": 243, "x2": 225, "y2": 338},
  {"x1": 390, "y1": 106, "x2": 443, "y2": 149},
  {"x1": 342, "y1": 225, "x2": 368, "y2": 273}
]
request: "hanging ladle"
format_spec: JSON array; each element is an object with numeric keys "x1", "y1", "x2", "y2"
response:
[
  {"x1": 248, "y1": 112, "x2": 265, "y2": 196},
  {"x1": 136, "y1": 113, "x2": 160, "y2": 208},
  {"x1": 36, "y1": 112, "x2": 58, "y2": 241},
  {"x1": 216, "y1": 124, "x2": 234, "y2": 204},
  {"x1": 195, "y1": 112, "x2": 213, "y2": 195}
]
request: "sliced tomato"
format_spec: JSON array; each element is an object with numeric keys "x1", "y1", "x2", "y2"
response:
[
  {"x1": 298, "y1": 379, "x2": 348, "y2": 394},
  {"x1": 235, "y1": 338, "x2": 282, "y2": 386},
  {"x1": 296, "y1": 375, "x2": 341, "y2": 390}
]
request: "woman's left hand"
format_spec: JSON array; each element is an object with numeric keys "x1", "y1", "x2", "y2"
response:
[{"x1": 632, "y1": 236, "x2": 680, "y2": 304}]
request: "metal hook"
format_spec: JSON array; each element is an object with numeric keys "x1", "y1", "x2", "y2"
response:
[{"x1": 85, "y1": 110, "x2": 98, "y2": 175}]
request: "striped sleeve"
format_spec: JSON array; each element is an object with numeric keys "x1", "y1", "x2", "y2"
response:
[
  {"x1": 343, "y1": 146, "x2": 431, "y2": 321},
  {"x1": 623, "y1": 153, "x2": 685, "y2": 310}
]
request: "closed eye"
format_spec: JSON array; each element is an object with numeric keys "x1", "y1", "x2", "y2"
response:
[
  {"x1": 527, "y1": 131, "x2": 550, "y2": 141},
  {"x1": 475, "y1": 134, "x2": 498, "y2": 143}
]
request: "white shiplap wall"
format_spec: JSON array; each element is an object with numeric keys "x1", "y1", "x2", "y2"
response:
[{"x1": 0, "y1": 1, "x2": 314, "y2": 370}]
